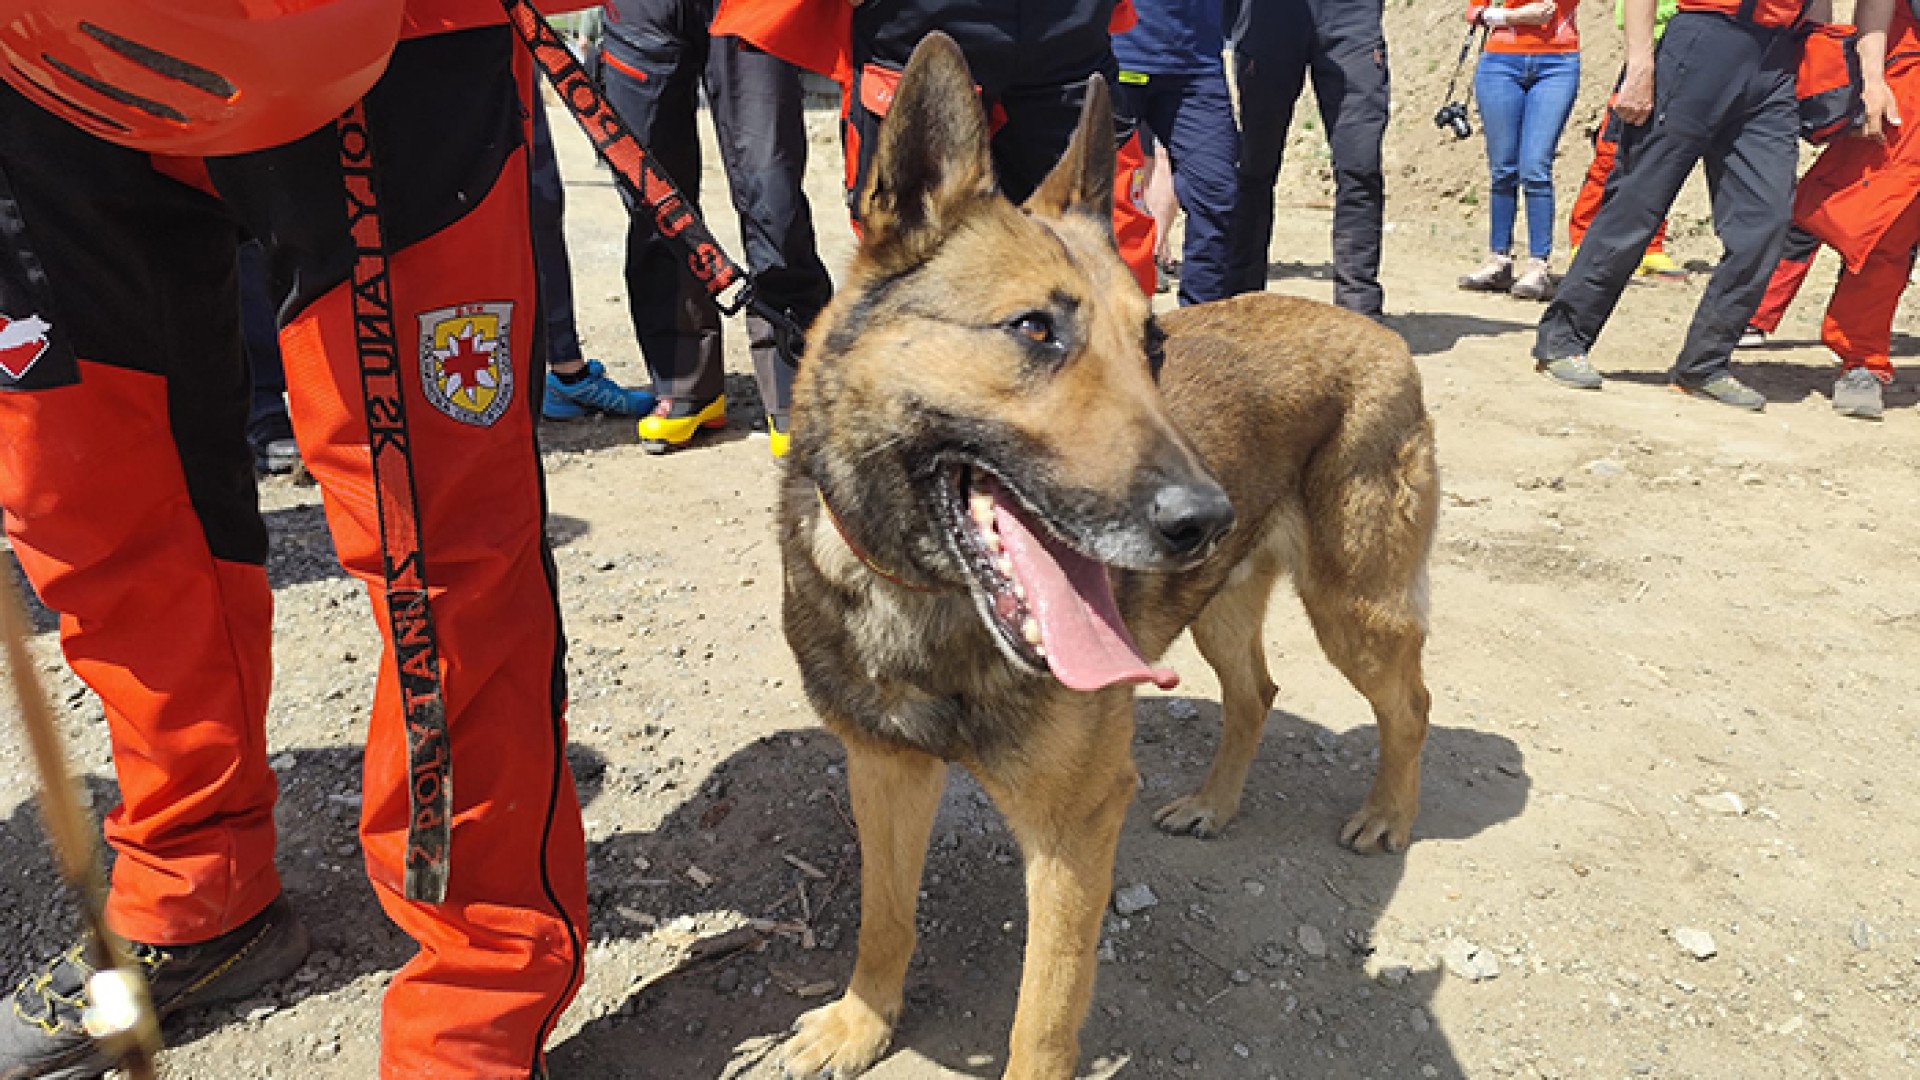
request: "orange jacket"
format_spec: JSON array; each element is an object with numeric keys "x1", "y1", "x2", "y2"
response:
[
  {"x1": 1793, "y1": 4, "x2": 1920, "y2": 272},
  {"x1": 402, "y1": 0, "x2": 597, "y2": 36},
  {"x1": 710, "y1": 0, "x2": 1136, "y2": 82}
]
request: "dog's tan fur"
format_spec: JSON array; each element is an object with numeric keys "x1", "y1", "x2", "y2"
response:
[{"x1": 775, "y1": 35, "x2": 1438, "y2": 1079}]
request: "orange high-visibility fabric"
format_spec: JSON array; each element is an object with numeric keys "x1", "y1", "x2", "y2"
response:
[
  {"x1": 1568, "y1": 104, "x2": 1670, "y2": 252},
  {"x1": 1819, "y1": 192, "x2": 1920, "y2": 378},
  {"x1": 0, "y1": 29, "x2": 587, "y2": 1080},
  {"x1": 276, "y1": 43, "x2": 586, "y2": 1077},
  {"x1": 1793, "y1": 4, "x2": 1920, "y2": 272},
  {"x1": 0, "y1": 363, "x2": 283, "y2": 947}
]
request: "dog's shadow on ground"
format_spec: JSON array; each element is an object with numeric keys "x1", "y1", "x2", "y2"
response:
[{"x1": 550, "y1": 706, "x2": 1528, "y2": 1078}]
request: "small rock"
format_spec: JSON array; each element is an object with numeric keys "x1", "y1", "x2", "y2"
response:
[
  {"x1": 1377, "y1": 963, "x2": 1412, "y2": 988},
  {"x1": 1231, "y1": 968, "x2": 1252, "y2": 985},
  {"x1": 1166, "y1": 699, "x2": 1199, "y2": 722},
  {"x1": 1583, "y1": 458, "x2": 1625, "y2": 478},
  {"x1": 715, "y1": 967, "x2": 741, "y2": 994},
  {"x1": 1171, "y1": 1044, "x2": 1195, "y2": 1065},
  {"x1": 1850, "y1": 918, "x2": 1873, "y2": 951},
  {"x1": 1671, "y1": 927, "x2": 1717, "y2": 960},
  {"x1": 1113, "y1": 883, "x2": 1159, "y2": 916},
  {"x1": 1695, "y1": 791, "x2": 1745, "y2": 816},
  {"x1": 1409, "y1": 1008, "x2": 1432, "y2": 1034},
  {"x1": 1242, "y1": 879, "x2": 1266, "y2": 896},
  {"x1": 1296, "y1": 924, "x2": 1328, "y2": 960},
  {"x1": 1441, "y1": 938, "x2": 1500, "y2": 982}
]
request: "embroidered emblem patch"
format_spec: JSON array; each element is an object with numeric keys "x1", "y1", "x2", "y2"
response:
[
  {"x1": 418, "y1": 302, "x2": 513, "y2": 427},
  {"x1": 0, "y1": 311, "x2": 53, "y2": 382}
]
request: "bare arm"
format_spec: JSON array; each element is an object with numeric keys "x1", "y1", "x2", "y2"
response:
[
  {"x1": 1855, "y1": 0, "x2": 1900, "y2": 140},
  {"x1": 1615, "y1": 0, "x2": 1659, "y2": 126}
]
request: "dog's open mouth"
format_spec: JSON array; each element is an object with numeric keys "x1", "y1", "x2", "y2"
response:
[{"x1": 946, "y1": 467, "x2": 1179, "y2": 693}]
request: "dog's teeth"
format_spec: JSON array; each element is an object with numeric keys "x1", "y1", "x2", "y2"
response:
[
  {"x1": 995, "y1": 556, "x2": 1014, "y2": 577},
  {"x1": 969, "y1": 492, "x2": 994, "y2": 523},
  {"x1": 984, "y1": 531, "x2": 1002, "y2": 553},
  {"x1": 1013, "y1": 582, "x2": 1026, "y2": 600},
  {"x1": 1022, "y1": 617, "x2": 1042, "y2": 645}
]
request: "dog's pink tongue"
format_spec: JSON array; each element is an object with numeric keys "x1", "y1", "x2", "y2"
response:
[{"x1": 992, "y1": 491, "x2": 1178, "y2": 692}]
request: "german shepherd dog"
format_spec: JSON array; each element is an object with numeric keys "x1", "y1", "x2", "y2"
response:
[{"x1": 776, "y1": 34, "x2": 1438, "y2": 1080}]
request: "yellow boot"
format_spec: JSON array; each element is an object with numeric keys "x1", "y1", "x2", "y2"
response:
[
  {"x1": 766, "y1": 415, "x2": 791, "y2": 460},
  {"x1": 637, "y1": 395, "x2": 727, "y2": 453}
]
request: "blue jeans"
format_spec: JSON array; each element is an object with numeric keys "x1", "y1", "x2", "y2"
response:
[{"x1": 1475, "y1": 50, "x2": 1580, "y2": 260}]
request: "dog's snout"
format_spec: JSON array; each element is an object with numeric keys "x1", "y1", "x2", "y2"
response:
[{"x1": 1149, "y1": 482, "x2": 1234, "y2": 559}]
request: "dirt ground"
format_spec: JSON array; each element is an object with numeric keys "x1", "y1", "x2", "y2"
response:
[{"x1": 5, "y1": 17, "x2": 1920, "y2": 1080}]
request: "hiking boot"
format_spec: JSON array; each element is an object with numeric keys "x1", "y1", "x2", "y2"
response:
[
  {"x1": 1458, "y1": 254, "x2": 1514, "y2": 292},
  {"x1": 1736, "y1": 326, "x2": 1768, "y2": 349},
  {"x1": 1832, "y1": 366, "x2": 1886, "y2": 420},
  {"x1": 1509, "y1": 260, "x2": 1556, "y2": 301},
  {"x1": 1637, "y1": 250, "x2": 1684, "y2": 278},
  {"x1": 1674, "y1": 374, "x2": 1766, "y2": 412},
  {"x1": 636, "y1": 395, "x2": 727, "y2": 454},
  {"x1": 543, "y1": 360, "x2": 656, "y2": 421},
  {"x1": 0, "y1": 897, "x2": 310, "y2": 1079},
  {"x1": 1535, "y1": 355, "x2": 1603, "y2": 390}
]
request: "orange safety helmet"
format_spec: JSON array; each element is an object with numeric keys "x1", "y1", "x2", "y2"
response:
[{"x1": 0, "y1": 0, "x2": 405, "y2": 156}]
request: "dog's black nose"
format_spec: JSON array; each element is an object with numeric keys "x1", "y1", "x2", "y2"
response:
[{"x1": 1149, "y1": 482, "x2": 1234, "y2": 559}]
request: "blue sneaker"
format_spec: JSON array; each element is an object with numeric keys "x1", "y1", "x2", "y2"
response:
[{"x1": 543, "y1": 360, "x2": 656, "y2": 420}]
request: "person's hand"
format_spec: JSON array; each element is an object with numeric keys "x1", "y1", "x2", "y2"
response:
[
  {"x1": 1862, "y1": 76, "x2": 1902, "y2": 141},
  {"x1": 1615, "y1": 62, "x2": 1656, "y2": 126}
]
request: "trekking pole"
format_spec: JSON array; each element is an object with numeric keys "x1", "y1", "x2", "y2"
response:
[
  {"x1": 0, "y1": 571, "x2": 161, "y2": 1079},
  {"x1": 499, "y1": 0, "x2": 809, "y2": 371}
]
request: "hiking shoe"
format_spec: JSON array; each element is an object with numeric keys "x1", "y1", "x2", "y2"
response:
[
  {"x1": 0, "y1": 897, "x2": 310, "y2": 1079},
  {"x1": 1458, "y1": 254, "x2": 1514, "y2": 292},
  {"x1": 1535, "y1": 355, "x2": 1603, "y2": 390},
  {"x1": 1736, "y1": 326, "x2": 1768, "y2": 349},
  {"x1": 636, "y1": 395, "x2": 727, "y2": 454},
  {"x1": 1509, "y1": 260, "x2": 1556, "y2": 301},
  {"x1": 1832, "y1": 366, "x2": 1886, "y2": 420},
  {"x1": 247, "y1": 409, "x2": 300, "y2": 476},
  {"x1": 1674, "y1": 374, "x2": 1766, "y2": 412},
  {"x1": 1637, "y1": 250, "x2": 1684, "y2": 278},
  {"x1": 543, "y1": 361, "x2": 656, "y2": 421}
]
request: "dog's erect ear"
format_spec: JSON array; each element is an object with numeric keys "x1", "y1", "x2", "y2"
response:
[
  {"x1": 860, "y1": 32, "x2": 995, "y2": 270},
  {"x1": 1023, "y1": 73, "x2": 1115, "y2": 231}
]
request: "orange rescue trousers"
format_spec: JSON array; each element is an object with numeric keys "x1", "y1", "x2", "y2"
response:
[{"x1": 0, "y1": 25, "x2": 586, "y2": 1078}]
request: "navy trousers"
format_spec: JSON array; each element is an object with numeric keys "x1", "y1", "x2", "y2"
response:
[{"x1": 1116, "y1": 72, "x2": 1239, "y2": 306}]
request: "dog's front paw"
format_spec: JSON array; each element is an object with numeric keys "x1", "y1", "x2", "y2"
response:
[
  {"x1": 1340, "y1": 800, "x2": 1414, "y2": 854},
  {"x1": 1153, "y1": 792, "x2": 1236, "y2": 838},
  {"x1": 782, "y1": 994, "x2": 895, "y2": 1079}
]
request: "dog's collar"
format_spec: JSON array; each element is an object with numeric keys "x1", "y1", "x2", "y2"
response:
[{"x1": 815, "y1": 486, "x2": 944, "y2": 594}]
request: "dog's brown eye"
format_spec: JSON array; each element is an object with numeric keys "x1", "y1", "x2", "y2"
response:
[{"x1": 1009, "y1": 312, "x2": 1057, "y2": 346}]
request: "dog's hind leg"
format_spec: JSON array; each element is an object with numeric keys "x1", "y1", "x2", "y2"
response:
[
  {"x1": 1299, "y1": 569, "x2": 1433, "y2": 854},
  {"x1": 784, "y1": 730, "x2": 946, "y2": 1078},
  {"x1": 1153, "y1": 555, "x2": 1283, "y2": 839},
  {"x1": 972, "y1": 698, "x2": 1138, "y2": 1080}
]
